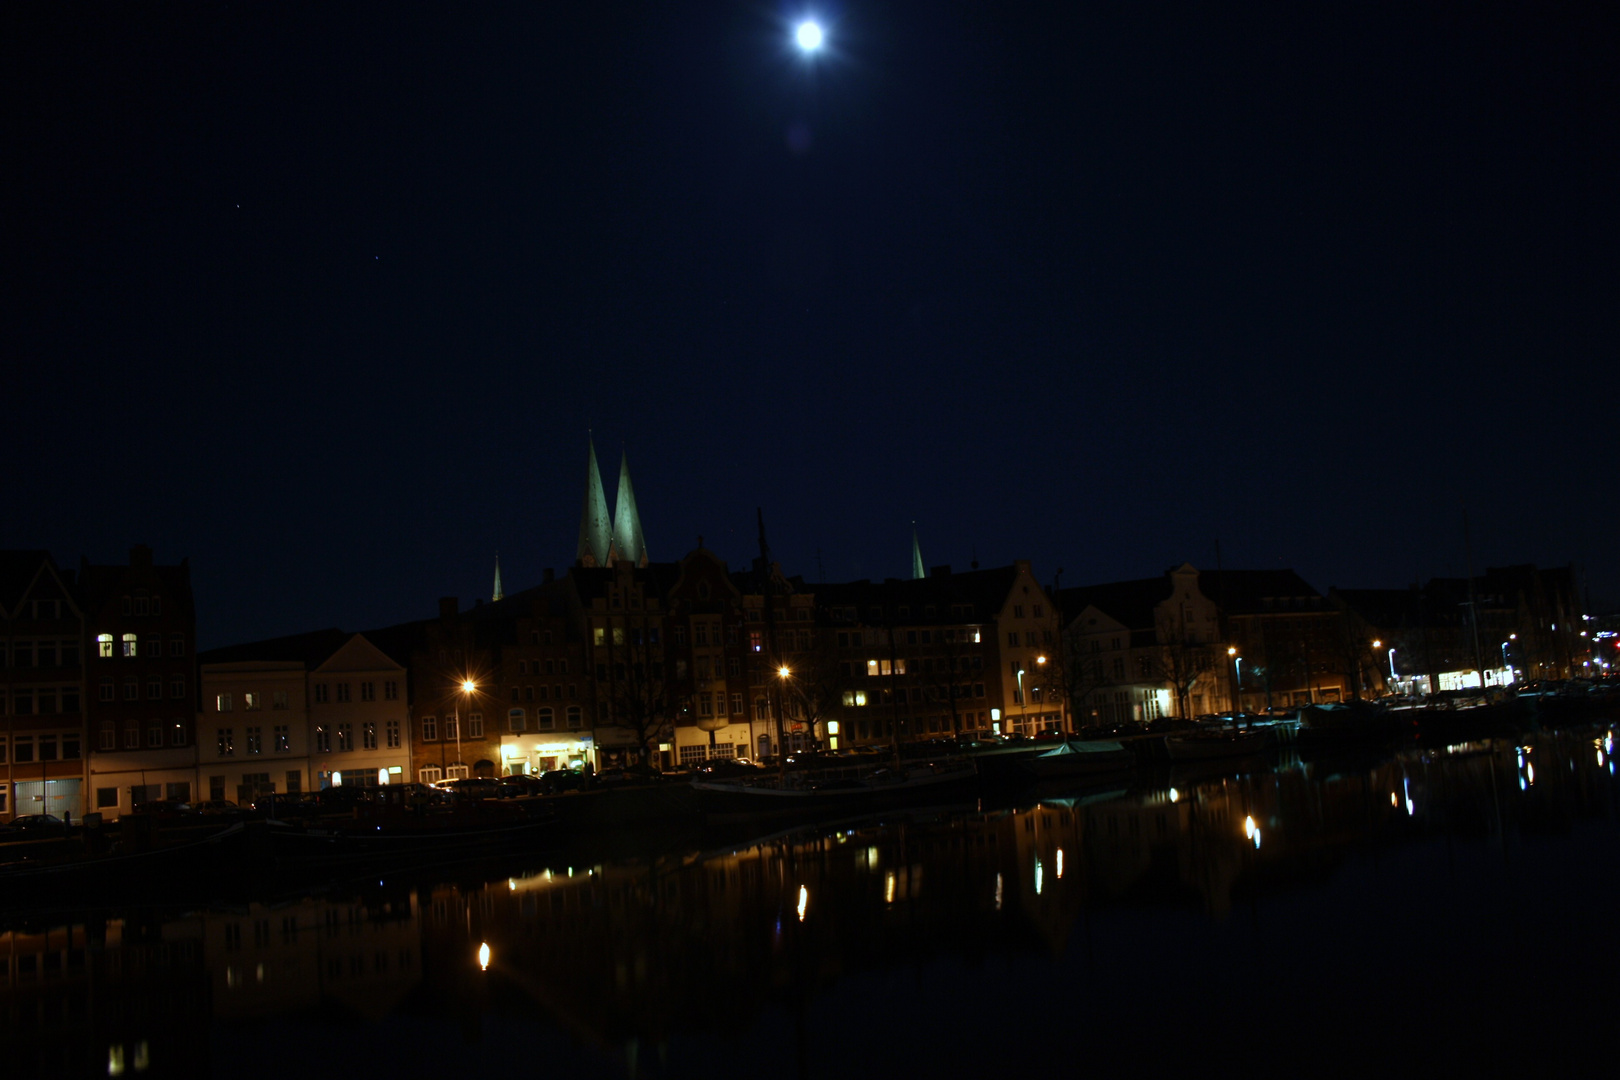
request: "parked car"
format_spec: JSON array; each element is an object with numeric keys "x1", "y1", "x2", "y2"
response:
[
  {"x1": 0, "y1": 814, "x2": 70, "y2": 837},
  {"x1": 431, "y1": 777, "x2": 504, "y2": 800}
]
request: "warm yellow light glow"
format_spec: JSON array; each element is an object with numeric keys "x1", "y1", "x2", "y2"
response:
[
  {"x1": 826, "y1": 721, "x2": 839, "y2": 735},
  {"x1": 1372, "y1": 640, "x2": 1382, "y2": 649},
  {"x1": 462, "y1": 680, "x2": 476, "y2": 694},
  {"x1": 478, "y1": 942, "x2": 491, "y2": 971},
  {"x1": 1056, "y1": 848, "x2": 1064, "y2": 879},
  {"x1": 884, "y1": 871, "x2": 896, "y2": 904},
  {"x1": 1243, "y1": 815, "x2": 1256, "y2": 838},
  {"x1": 508, "y1": 878, "x2": 516, "y2": 891},
  {"x1": 1036, "y1": 655, "x2": 1047, "y2": 665},
  {"x1": 1391, "y1": 792, "x2": 1398, "y2": 806},
  {"x1": 1227, "y1": 646, "x2": 1238, "y2": 656},
  {"x1": 797, "y1": 885, "x2": 808, "y2": 922},
  {"x1": 1169, "y1": 787, "x2": 1179, "y2": 803},
  {"x1": 778, "y1": 666, "x2": 791, "y2": 679}
]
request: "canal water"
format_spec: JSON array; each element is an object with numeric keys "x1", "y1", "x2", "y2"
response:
[{"x1": 6, "y1": 721, "x2": 1618, "y2": 1079}]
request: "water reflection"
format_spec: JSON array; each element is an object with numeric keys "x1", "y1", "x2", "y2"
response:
[{"x1": 3, "y1": 722, "x2": 1617, "y2": 1076}]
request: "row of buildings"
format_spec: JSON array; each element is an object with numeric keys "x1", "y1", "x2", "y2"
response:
[{"x1": 2, "y1": 441, "x2": 1601, "y2": 821}]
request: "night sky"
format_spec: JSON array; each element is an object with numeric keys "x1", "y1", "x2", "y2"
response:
[{"x1": 8, "y1": 2, "x2": 1617, "y2": 648}]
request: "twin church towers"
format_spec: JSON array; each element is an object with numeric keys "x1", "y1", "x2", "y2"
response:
[{"x1": 575, "y1": 437, "x2": 648, "y2": 569}]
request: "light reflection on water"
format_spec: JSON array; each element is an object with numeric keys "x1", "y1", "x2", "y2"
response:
[{"x1": 4, "y1": 722, "x2": 1619, "y2": 1078}]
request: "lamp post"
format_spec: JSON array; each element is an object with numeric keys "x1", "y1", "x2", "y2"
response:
[
  {"x1": 458, "y1": 679, "x2": 473, "y2": 778},
  {"x1": 1016, "y1": 668, "x2": 1025, "y2": 735},
  {"x1": 774, "y1": 664, "x2": 791, "y2": 781},
  {"x1": 1500, "y1": 641, "x2": 1512, "y2": 686},
  {"x1": 1035, "y1": 655, "x2": 1048, "y2": 734},
  {"x1": 1387, "y1": 649, "x2": 1398, "y2": 692},
  {"x1": 1226, "y1": 646, "x2": 1242, "y2": 724}
]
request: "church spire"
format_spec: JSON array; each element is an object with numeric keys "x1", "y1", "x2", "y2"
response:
[
  {"x1": 911, "y1": 523, "x2": 925, "y2": 580},
  {"x1": 492, "y1": 553, "x2": 504, "y2": 602},
  {"x1": 576, "y1": 436, "x2": 612, "y2": 567},
  {"x1": 608, "y1": 449, "x2": 647, "y2": 567}
]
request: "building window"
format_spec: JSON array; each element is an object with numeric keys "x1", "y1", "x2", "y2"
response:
[
  {"x1": 172, "y1": 721, "x2": 187, "y2": 747},
  {"x1": 444, "y1": 714, "x2": 459, "y2": 741},
  {"x1": 271, "y1": 690, "x2": 288, "y2": 709},
  {"x1": 749, "y1": 631, "x2": 762, "y2": 653},
  {"x1": 100, "y1": 681, "x2": 115, "y2": 702},
  {"x1": 509, "y1": 709, "x2": 526, "y2": 733},
  {"x1": 384, "y1": 680, "x2": 399, "y2": 700},
  {"x1": 121, "y1": 633, "x2": 137, "y2": 657},
  {"x1": 170, "y1": 634, "x2": 184, "y2": 656},
  {"x1": 273, "y1": 725, "x2": 290, "y2": 752},
  {"x1": 565, "y1": 705, "x2": 581, "y2": 729},
  {"x1": 336, "y1": 683, "x2": 351, "y2": 703},
  {"x1": 217, "y1": 693, "x2": 233, "y2": 712},
  {"x1": 99, "y1": 721, "x2": 116, "y2": 751},
  {"x1": 217, "y1": 728, "x2": 235, "y2": 756},
  {"x1": 419, "y1": 766, "x2": 444, "y2": 784},
  {"x1": 171, "y1": 677, "x2": 186, "y2": 699},
  {"x1": 315, "y1": 725, "x2": 330, "y2": 752},
  {"x1": 731, "y1": 692, "x2": 743, "y2": 714},
  {"x1": 313, "y1": 684, "x2": 328, "y2": 704},
  {"x1": 244, "y1": 692, "x2": 260, "y2": 710},
  {"x1": 97, "y1": 633, "x2": 114, "y2": 658},
  {"x1": 421, "y1": 716, "x2": 437, "y2": 741},
  {"x1": 147, "y1": 678, "x2": 162, "y2": 700},
  {"x1": 363, "y1": 722, "x2": 377, "y2": 750},
  {"x1": 337, "y1": 724, "x2": 353, "y2": 752},
  {"x1": 246, "y1": 726, "x2": 262, "y2": 754},
  {"x1": 361, "y1": 681, "x2": 375, "y2": 702},
  {"x1": 445, "y1": 764, "x2": 469, "y2": 780},
  {"x1": 385, "y1": 720, "x2": 400, "y2": 748}
]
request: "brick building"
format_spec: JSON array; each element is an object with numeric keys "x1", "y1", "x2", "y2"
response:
[
  {"x1": 80, "y1": 545, "x2": 197, "y2": 817},
  {"x1": 0, "y1": 551, "x2": 87, "y2": 821}
]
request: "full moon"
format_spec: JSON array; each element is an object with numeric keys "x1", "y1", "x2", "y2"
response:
[{"x1": 794, "y1": 20, "x2": 824, "y2": 52}]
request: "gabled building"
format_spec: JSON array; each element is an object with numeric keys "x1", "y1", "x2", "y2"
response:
[
  {"x1": 80, "y1": 545, "x2": 197, "y2": 817},
  {"x1": 1, "y1": 551, "x2": 87, "y2": 821},
  {"x1": 815, "y1": 558, "x2": 1062, "y2": 744},
  {"x1": 1058, "y1": 563, "x2": 1225, "y2": 725}
]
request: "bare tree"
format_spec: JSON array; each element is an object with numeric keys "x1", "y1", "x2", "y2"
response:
[{"x1": 601, "y1": 623, "x2": 688, "y2": 767}]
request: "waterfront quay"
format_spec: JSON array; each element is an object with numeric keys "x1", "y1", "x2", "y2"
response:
[{"x1": 3, "y1": 715, "x2": 1616, "y2": 1078}]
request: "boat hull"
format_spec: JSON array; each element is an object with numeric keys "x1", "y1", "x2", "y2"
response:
[{"x1": 692, "y1": 766, "x2": 980, "y2": 822}]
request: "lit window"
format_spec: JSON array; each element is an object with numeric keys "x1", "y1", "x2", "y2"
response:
[
  {"x1": 216, "y1": 693, "x2": 233, "y2": 712},
  {"x1": 97, "y1": 633, "x2": 114, "y2": 658},
  {"x1": 122, "y1": 633, "x2": 138, "y2": 658}
]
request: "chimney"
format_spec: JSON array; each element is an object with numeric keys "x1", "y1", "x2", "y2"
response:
[
  {"x1": 543, "y1": 568, "x2": 555, "y2": 583},
  {"x1": 130, "y1": 545, "x2": 153, "y2": 569},
  {"x1": 930, "y1": 565, "x2": 952, "y2": 577},
  {"x1": 438, "y1": 597, "x2": 458, "y2": 620}
]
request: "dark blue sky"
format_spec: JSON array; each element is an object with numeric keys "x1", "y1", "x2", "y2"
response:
[{"x1": 7, "y1": 1, "x2": 1617, "y2": 647}]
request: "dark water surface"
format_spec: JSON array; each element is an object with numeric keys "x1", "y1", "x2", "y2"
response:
[{"x1": 7, "y1": 722, "x2": 1619, "y2": 1079}]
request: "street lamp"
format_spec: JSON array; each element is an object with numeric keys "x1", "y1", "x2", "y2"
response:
[
  {"x1": 1035, "y1": 655, "x2": 1048, "y2": 733},
  {"x1": 1388, "y1": 649, "x2": 1398, "y2": 688}
]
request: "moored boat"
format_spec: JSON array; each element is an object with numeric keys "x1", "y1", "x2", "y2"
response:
[
  {"x1": 691, "y1": 761, "x2": 980, "y2": 821},
  {"x1": 1019, "y1": 739, "x2": 1133, "y2": 778},
  {"x1": 1164, "y1": 729, "x2": 1269, "y2": 760}
]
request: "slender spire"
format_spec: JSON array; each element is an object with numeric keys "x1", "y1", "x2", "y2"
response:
[
  {"x1": 492, "y1": 553, "x2": 504, "y2": 602},
  {"x1": 911, "y1": 522, "x2": 925, "y2": 580},
  {"x1": 576, "y1": 437, "x2": 612, "y2": 567},
  {"x1": 608, "y1": 449, "x2": 647, "y2": 567}
]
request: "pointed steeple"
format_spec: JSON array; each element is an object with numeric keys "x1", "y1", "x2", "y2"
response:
[
  {"x1": 608, "y1": 450, "x2": 648, "y2": 567},
  {"x1": 911, "y1": 523, "x2": 925, "y2": 580},
  {"x1": 576, "y1": 437, "x2": 612, "y2": 567},
  {"x1": 492, "y1": 554, "x2": 504, "y2": 602}
]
